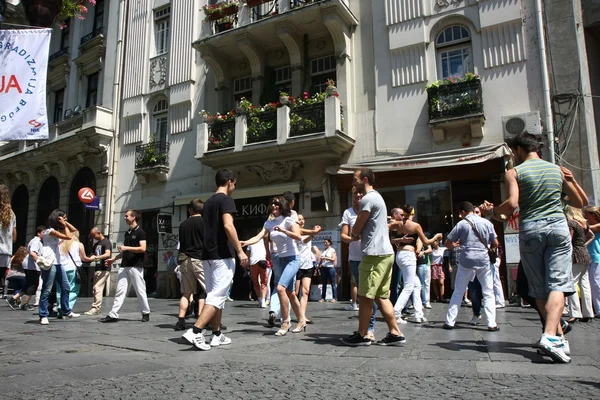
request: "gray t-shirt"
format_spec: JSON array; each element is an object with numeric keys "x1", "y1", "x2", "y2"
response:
[
  {"x1": 359, "y1": 190, "x2": 394, "y2": 256},
  {"x1": 447, "y1": 214, "x2": 497, "y2": 269},
  {"x1": 0, "y1": 213, "x2": 16, "y2": 256}
]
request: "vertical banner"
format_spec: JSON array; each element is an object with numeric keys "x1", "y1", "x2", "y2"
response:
[{"x1": 0, "y1": 29, "x2": 52, "y2": 140}]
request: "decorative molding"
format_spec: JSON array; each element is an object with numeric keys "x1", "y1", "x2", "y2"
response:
[
  {"x1": 436, "y1": 0, "x2": 463, "y2": 8},
  {"x1": 385, "y1": 0, "x2": 424, "y2": 25},
  {"x1": 236, "y1": 33, "x2": 265, "y2": 77},
  {"x1": 150, "y1": 56, "x2": 168, "y2": 88},
  {"x1": 276, "y1": 23, "x2": 302, "y2": 66},
  {"x1": 246, "y1": 160, "x2": 303, "y2": 183},
  {"x1": 390, "y1": 43, "x2": 427, "y2": 87},
  {"x1": 198, "y1": 45, "x2": 229, "y2": 85},
  {"x1": 123, "y1": 115, "x2": 143, "y2": 145},
  {"x1": 481, "y1": 20, "x2": 526, "y2": 69}
]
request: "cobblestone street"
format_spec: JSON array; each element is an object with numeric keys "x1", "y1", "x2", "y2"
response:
[{"x1": 1, "y1": 298, "x2": 599, "y2": 399}]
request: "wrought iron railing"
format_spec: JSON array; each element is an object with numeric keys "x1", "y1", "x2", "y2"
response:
[
  {"x1": 289, "y1": 103, "x2": 325, "y2": 137},
  {"x1": 135, "y1": 141, "x2": 170, "y2": 169},
  {"x1": 290, "y1": 0, "x2": 318, "y2": 9},
  {"x1": 250, "y1": 0, "x2": 278, "y2": 22},
  {"x1": 427, "y1": 79, "x2": 483, "y2": 122},
  {"x1": 207, "y1": 120, "x2": 235, "y2": 151},
  {"x1": 80, "y1": 26, "x2": 104, "y2": 45},
  {"x1": 247, "y1": 111, "x2": 277, "y2": 144},
  {"x1": 49, "y1": 47, "x2": 69, "y2": 62}
]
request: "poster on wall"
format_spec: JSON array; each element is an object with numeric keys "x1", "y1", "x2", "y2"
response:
[
  {"x1": 0, "y1": 29, "x2": 52, "y2": 140},
  {"x1": 504, "y1": 234, "x2": 520, "y2": 264}
]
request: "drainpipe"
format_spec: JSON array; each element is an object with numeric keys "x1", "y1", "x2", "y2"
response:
[
  {"x1": 105, "y1": 0, "x2": 127, "y2": 238},
  {"x1": 535, "y1": 0, "x2": 555, "y2": 164}
]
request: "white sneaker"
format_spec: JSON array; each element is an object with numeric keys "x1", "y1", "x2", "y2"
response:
[
  {"x1": 182, "y1": 328, "x2": 210, "y2": 350},
  {"x1": 226, "y1": 297, "x2": 234, "y2": 302},
  {"x1": 396, "y1": 317, "x2": 408, "y2": 324},
  {"x1": 538, "y1": 334, "x2": 571, "y2": 363},
  {"x1": 414, "y1": 317, "x2": 427, "y2": 324},
  {"x1": 496, "y1": 303, "x2": 505, "y2": 309},
  {"x1": 210, "y1": 333, "x2": 232, "y2": 347},
  {"x1": 562, "y1": 339, "x2": 570, "y2": 356},
  {"x1": 344, "y1": 303, "x2": 359, "y2": 311},
  {"x1": 462, "y1": 299, "x2": 472, "y2": 307},
  {"x1": 66, "y1": 312, "x2": 80, "y2": 318},
  {"x1": 424, "y1": 303, "x2": 432, "y2": 309},
  {"x1": 40, "y1": 317, "x2": 49, "y2": 325},
  {"x1": 470, "y1": 315, "x2": 480, "y2": 325}
]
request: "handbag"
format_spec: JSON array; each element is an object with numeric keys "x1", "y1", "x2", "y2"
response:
[
  {"x1": 36, "y1": 246, "x2": 56, "y2": 270},
  {"x1": 68, "y1": 250, "x2": 83, "y2": 284},
  {"x1": 464, "y1": 217, "x2": 497, "y2": 264}
]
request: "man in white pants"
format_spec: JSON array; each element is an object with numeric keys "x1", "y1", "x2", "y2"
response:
[
  {"x1": 443, "y1": 202, "x2": 499, "y2": 331},
  {"x1": 100, "y1": 209, "x2": 150, "y2": 323}
]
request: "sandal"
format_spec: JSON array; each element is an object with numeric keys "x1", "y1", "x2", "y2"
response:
[
  {"x1": 291, "y1": 320, "x2": 307, "y2": 333},
  {"x1": 275, "y1": 321, "x2": 290, "y2": 336}
]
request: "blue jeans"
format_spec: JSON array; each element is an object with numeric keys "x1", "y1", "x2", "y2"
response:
[
  {"x1": 320, "y1": 266, "x2": 337, "y2": 300},
  {"x1": 269, "y1": 254, "x2": 292, "y2": 316},
  {"x1": 278, "y1": 255, "x2": 300, "y2": 289},
  {"x1": 416, "y1": 264, "x2": 429, "y2": 305},
  {"x1": 39, "y1": 264, "x2": 71, "y2": 318},
  {"x1": 349, "y1": 260, "x2": 377, "y2": 332},
  {"x1": 56, "y1": 269, "x2": 80, "y2": 313}
]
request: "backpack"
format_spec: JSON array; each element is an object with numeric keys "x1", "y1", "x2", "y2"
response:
[{"x1": 36, "y1": 246, "x2": 56, "y2": 270}]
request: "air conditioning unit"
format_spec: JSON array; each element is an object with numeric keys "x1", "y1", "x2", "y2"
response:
[{"x1": 502, "y1": 111, "x2": 542, "y2": 138}]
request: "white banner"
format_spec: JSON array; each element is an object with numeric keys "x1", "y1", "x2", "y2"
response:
[{"x1": 0, "y1": 29, "x2": 52, "y2": 140}]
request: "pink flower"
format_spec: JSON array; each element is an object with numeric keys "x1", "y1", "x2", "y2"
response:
[
  {"x1": 77, "y1": 15, "x2": 85, "y2": 20},
  {"x1": 88, "y1": 0, "x2": 97, "y2": 5},
  {"x1": 59, "y1": 22, "x2": 68, "y2": 29},
  {"x1": 79, "y1": 5, "x2": 88, "y2": 12}
]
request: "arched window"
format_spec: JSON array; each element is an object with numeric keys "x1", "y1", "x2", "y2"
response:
[
  {"x1": 152, "y1": 99, "x2": 168, "y2": 143},
  {"x1": 436, "y1": 25, "x2": 472, "y2": 79},
  {"x1": 11, "y1": 185, "x2": 29, "y2": 251}
]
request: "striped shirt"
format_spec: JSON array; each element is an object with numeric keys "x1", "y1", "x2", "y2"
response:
[{"x1": 514, "y1": 158, "x2": 564, "y2": 222}]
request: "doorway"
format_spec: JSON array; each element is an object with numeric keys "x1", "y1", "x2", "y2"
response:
[
  {"x1": 11, "y1": 184, "x2": 29, "y2": 253},
  {"x1": 140, "y1": 210, "x2": 159, "y2": 294}
]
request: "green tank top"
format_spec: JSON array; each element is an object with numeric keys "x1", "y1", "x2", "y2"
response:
[{"x1": 513, "y1": 158, "x2": 564, "y2": 223}]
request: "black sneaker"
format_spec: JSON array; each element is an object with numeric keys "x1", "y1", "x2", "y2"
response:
[
  {"x1": 99, "y1": 315, "x2": 119, "y2": 323},
  {"x1": 20, "y1": 303, "x2": 34, "y2": 311},
  {"x1": 5, "y1": 298, "x2": 17, "y2": 310},
  {"x1": 267, "y1": 312, "x2": 276, "y2": 327},
  {"x1": 341, "y1": 331, "x2": 372, "y2": 346},
  {"x1": 561, "y1": 320, "x2": 572, "y2": 335},
  {"x1": 174, "y1": 320, "x2": 187, "y2": 331},
  {"x1": 376, "y1": 332, "x2": 406, "y2": 346},
  {"x1": 141, "y1": 314, "x2": 150, "y2": 322}
]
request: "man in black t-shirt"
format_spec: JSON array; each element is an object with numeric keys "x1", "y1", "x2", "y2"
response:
[
  {"x1": 182, "y1": 169, "x2": 249, "y2": 350},
  {"x1": 83, "y1": 227, "x2": 112, "y2": 316},
  {"x1": 175, "y1": 198, "x2": 207, "y2": 331},
  {"x1": 100, "y1": 209, "x2": 151, "y2": 323}
]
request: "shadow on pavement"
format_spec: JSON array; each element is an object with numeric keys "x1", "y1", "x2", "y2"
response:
[{"x1": 431, "y1": 340, "x2": 553, "y2": 363}]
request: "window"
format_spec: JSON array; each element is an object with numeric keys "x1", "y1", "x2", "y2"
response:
[
  {"x1": 86, "y1": 73, "x2": 99, "y2": 107},
  {"x1": 436, "y1": 25, "x2": 472, "y2": 79},
  {"x1": 93, "y1": 0, "x2": 105, "y2": 31},
  {"x1": 233, "y1": 76, "x2": 253, "y2": 103},
  {"x1": 152, "y1": 99, "x2": 169, "y2": 143},
  {"x1": 54, "y1": 89, "x2": 64, "y2": 124},
  {"x1": 154, "y1": 6, "x2": 170, "y2": 56},
  {"x1": 61, "y1": 19, "x2": 70, "y2": 49},
  {"x1": 311, "y1": 55, "x2": 336, "y2": 93},
  {"x1": 274, "y1": 66, "x2": 291, "y2": 94}
]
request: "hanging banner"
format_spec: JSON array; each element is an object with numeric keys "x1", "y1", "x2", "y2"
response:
[{"x1": 0, "y1": 29, "x2": 52, "y2": 140}]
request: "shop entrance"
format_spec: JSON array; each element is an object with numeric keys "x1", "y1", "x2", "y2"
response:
[{"x1": 140, "y1": 210, "x2": 159, "y2": 294}]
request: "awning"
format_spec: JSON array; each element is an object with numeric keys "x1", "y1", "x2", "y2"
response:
[
  {"x1": 173, "y1": 182, "x2": 301, "y2": 206},
  {"x1": 329, "y1": 143, "x2": 511, "y2": 174}
]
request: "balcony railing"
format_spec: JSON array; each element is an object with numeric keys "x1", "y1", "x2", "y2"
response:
[
  {"x1": 250, "y1": 0, "x2": 278, "y2": 22},
  {"x1": 247, "y1": 111, "x2": 277, "y2": 144},
  {"x1": 80, "y1": 26, "x2": 104, "y2": 45},
  {"x1": 49, "y1": 47, "x2": 69, "y2": 62},
  {"x1": 135, "y1": 141, "x2": 170, "y2": 170},
  {"x1": 289, "y1": 103, "x2": 325, "y2": 137},
  {"x1": 207, "y1": 120, "x2": 235, "y2": 151},
  {"x1": 427, "y1": 79, "x2": 483, "y2": 122}
]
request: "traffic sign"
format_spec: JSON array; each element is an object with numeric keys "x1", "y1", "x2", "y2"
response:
[{"x1": 78, "y1": 187, "x2": 96, "y2": 204}]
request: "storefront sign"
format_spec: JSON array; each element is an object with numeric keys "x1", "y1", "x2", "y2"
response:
[
  {"x1": 84, "y1": 196, "x2": 100, "y2": 210},
  {"x1": 157, "y1": 214, "x2": 172, "y2": 234}
]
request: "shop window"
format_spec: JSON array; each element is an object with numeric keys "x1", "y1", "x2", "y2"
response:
[
  {"x1": 154, "y1": 6, "x2": 170, "y2": 56},
  {"x1": 436, "y1": 25, "x2": 472, "y2": 79}
]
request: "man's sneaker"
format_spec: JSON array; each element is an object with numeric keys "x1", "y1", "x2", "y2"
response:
[
  {"x1": 83, "y1": 309, "x2": 100, "y2": 316},
  {"x1": 414, "y1": 317, "x2": 427, "y2": 324},
  {"x1": 192, "y1": 330, "x2": 211, "y2": 351},
  {"x1": 562, "y1": 339, "x2": 570, "y2": 356},
  {"x1": 174, "y1": 320, "x2": 187, "y2": 331},
  {"x1": 407, "y1": 305, "x2": 414, "y2": 310},
  {"x1": 424, "y1": 303, "x2": 432, "y2": 309},
  {"x1": 341, "y1": 331, "x2": 372, "y2": 346},
  {"x1": 470, "y1": 315, "x2": 481, "y2": 325},
  {"x1": 344, "y1": 303, "x2": 359, "y2": 311},
  {"x1": 401, "y1": 310, "x2": 413, "y2": 317},
  {"x1": 532, "y1": 339, "x2": 541, "y2": 348},
  {"x1": 66, "y1": 312, "x2": 80, "y2": 318},
  {"x1": 141, "y1": 314, "x2": 150, "y2": 322},
  {"x1": 5, "y1": 298, "x2": 17, "y2": 310},
  {"x1": 396, "y1": 316, "x2": 408, "y2": 325},
  {"x1": 210, "y1": 333, "x2": 232, "y2": 347},
  {"x1": 496, "y1": 303, "x2": 505, "y2": 309},
  {"x1": 267, "y1": 312, "x2": 276, "y2": 327},
  {"x1": 20, "y1": 303, "x2": 34, "y2": 311},
  {"x1": 561, "y1": 320, "x2": 572, "y2": 335},
  {"x1": 538, "y1": 334, "x2": 571, "y2": 363},
  {"x1": 99, "y1": 315, "x2": 119, "y2": 323},
  {"x1": 40, "y1": 317, "x2": 49, "y2": 325},
  {"x1": 376, "y1": 332, "x2": 406, "y2": 346},
  {"x1": 443, "y1": 324, "x2": 454, "y2": 330},
  {"x1": 226, "y1": 297, "x2": 234, "y2": 302},
  {"x1": 462, "y1": 298, "x2": 472, "y2": 307},
  {"x1": 182, "y1": 328, "x2": 199, "y2": 344}
]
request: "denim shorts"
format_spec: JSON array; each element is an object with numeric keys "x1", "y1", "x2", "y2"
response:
[
  {"x1": 278, "y1": 255, "x2": 300, "y2": 290},
  {"x1": 519, "y1": 217, "x2": 575, "y2": 299}
]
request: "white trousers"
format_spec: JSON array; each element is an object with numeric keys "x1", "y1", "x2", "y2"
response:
[
  {"x1": 204, "y1": 259, "x2": 235, "y2": 310},
  {"x1": 567, "y1": 263, "x2": 594, "y2": 318},
  {"x1": 590, "y1": 262, "x2": 600, "y2": 316},
  {"x1": 394, "y1": 251, "x2": 424, "y2": 319},
  {"x1": 493, "y1": 261, "x2": 505, "y2": 305},
  {"x1": 445, "y1": 265, "x2": 496, "y2": 328},
  {"x1": 109, "y1": 267, "x2": 150, "y2": 318}
]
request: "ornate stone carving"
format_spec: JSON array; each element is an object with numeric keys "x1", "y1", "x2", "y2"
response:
[
  {"x1": 150, "y1": 57, "x2": 168, "y2": 88},
  {"x1": 436, "y1": 0, "x2": 463, "y2": 7},
  {"x1": 246, "y1": 160, "x2": 303, "y2": 183}
]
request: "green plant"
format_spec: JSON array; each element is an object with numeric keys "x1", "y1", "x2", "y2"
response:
[
  {"x1": 202, "y1": 1, "x2": 238, "y2": 21},
  {"x1": 59, "y1": 0, "x2": 94, "y2": 25}
]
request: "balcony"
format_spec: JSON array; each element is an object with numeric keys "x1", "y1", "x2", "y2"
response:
[
  {"x1": 135, "y1": 141, "x2": 170, "y2": 184},
  {"x1": 196, "y1": 96, "x2": 353, "y2": 169},
  {"x1": 427, "y1": 77, "x2": 485, "y2": 143},
  {"x1": 48, "y1": 47, "x2": 70, "y2": 91},
  {"x1": 74, "y1": 27, "x2": 105, "y2": 75},
  {"x1": 80, "y1": 27, "x2": 104, "y2": 46}
]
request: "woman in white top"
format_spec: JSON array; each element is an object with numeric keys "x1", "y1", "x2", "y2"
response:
[
  {"x1": 57, "y1": 230, "x2": 94, "y2": 314},
  {"x1": 246, "y1": 236, "x2": 268, "y2": 308},
  {"x1": 293, "y1": 214, "x2": 320, "y2": 332},
  {"x1": 318, "y1": 239, "x2": 338, "y2": 302},
  {"x1": 242, "y1": 196, "x2": 304, "y2": 336},
  {"x1": 0, "y1": 184, "x2": 16, "y2": 298},
  {"x1": 39, "y1": 209, "x2": 78, "y2": 325}
]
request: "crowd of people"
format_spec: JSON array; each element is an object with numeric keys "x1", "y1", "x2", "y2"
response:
[{"x1": 2, "y1": 133, "x2": 599, "y2": 364}]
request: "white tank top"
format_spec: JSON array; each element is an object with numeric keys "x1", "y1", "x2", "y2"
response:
[{"x1": 60, "y1": 242, "x2": 82, "y2": 271}]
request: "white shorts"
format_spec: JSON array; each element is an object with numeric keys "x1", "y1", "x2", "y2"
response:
[{"x1": 203, "y1": 258, "x2": 235, "y2": 309}]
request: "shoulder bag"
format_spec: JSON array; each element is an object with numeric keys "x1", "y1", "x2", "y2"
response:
[
  {"x1": 68, "y1": 250, "x2": 83, "y2": 284},
  {"x1": 464, "y1": 218, "x2": 497, "y2": 264}
]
